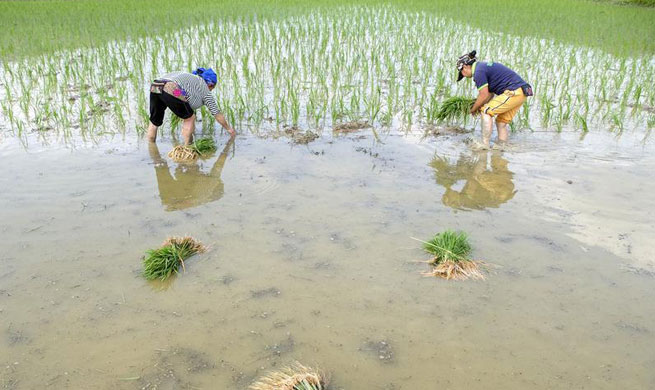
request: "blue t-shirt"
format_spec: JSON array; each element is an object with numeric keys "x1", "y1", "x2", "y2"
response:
[{"x1": 473, "y1": 62, "x2": 526, "y2": 95}]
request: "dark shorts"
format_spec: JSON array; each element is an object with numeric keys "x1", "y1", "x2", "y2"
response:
[{"x1": 149, "y1": 91, "x2": 194, "y2": 126}]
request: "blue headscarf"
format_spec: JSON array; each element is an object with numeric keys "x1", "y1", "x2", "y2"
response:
[{"x1": 192, "y1": 67, "x2": 217, "y2": 86}]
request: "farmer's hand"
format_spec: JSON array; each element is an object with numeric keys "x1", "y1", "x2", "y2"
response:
[
  {"x1": 470, "y1": 108, "x2": 479, "y2": 116},
  {"x1": 227, "y1": 127, "x2": 236, "y2": 137}
]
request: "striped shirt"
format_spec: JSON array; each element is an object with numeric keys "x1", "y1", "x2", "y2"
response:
[{"x1": 160, "y1": 71, "x2": 220, "y2": 116}]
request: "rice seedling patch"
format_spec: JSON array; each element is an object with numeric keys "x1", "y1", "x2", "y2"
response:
[
  {"x1": 419, "y1": 230, "x2": 486, "y2": 281},
  {"x1": 142, "y1": 236, "x2": 206, "y2": 281},
  {"x1": 250, "y1": 287, "x2": 281, "y2": 299}
]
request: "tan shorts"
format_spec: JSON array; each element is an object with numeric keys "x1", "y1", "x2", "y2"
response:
[{"x1": 481, "y1": 87, "x2": 526, "y2": 124}]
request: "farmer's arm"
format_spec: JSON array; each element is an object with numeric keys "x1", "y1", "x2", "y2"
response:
[
  {"x1": 214, "y1": 113, "x2": 236, "y2": 137},
  {"x1": 204, "y1": 90, "x2": 236, "y2": 138},
  {"x1": 470, "y1": 86, "x2": 492, "y2": 114}
]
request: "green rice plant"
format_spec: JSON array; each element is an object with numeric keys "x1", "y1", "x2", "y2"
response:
[
  {"x1": 249, "y1": 362, "x2": 327, "y2": 390},
  {"x1": 419, "y1": 230, "x2": 485, "y2": 281},
  {"x1": 435, "y1": 96, "x2": 475, "y2": 123},
  {"x1": 610, "y1": 112, "x2": 624, "y2": 134},
  {"x1": 142, "y1": 237, "x2": 206, "y2": 281},
  {"x1": 575, "y1": 113, "x2": 589, "y2": 133},
  {"x1": 191, "y1": 137, "x2": 217, "y2": 156},
  {"x1": 648, "y1": 115, "x2": 655, "y2": 129}
]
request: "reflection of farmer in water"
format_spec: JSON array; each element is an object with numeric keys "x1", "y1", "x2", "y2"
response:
[
  {"x1": 148, "y1": 138, "x2": 234, "y2": 211},
  {"x1": 430, "y1": 152, "x2": 516, "y2": 210}
]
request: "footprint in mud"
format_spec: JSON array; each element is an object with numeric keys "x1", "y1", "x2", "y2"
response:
[
  {"x1": 354, "y1": 146, "x2": 379, "y2": 158},
  {"x1": 329, "y1": 233, "x2": 357, "y2": 250},
  {"x1": 6, "y1": 326, "x2": 31, "y2": 346},
  {"x1": 614, "y1": 321, "x2": 649, "y2": 335},
  {"x1": 359, "y1": 339, "x2": 394, "y2": 364},
  {"x1": 247, "y1": 334, "x2": 295, "y2": 366},
  {"x1": 220, "y1": 274, "x2": 236, "y2": 285},
  {"x1": 137, "y1": 347, "x2": 216, "y2": 389},
  {"x1": 264, "y1": 334, "x2": 295, "y2": 357},
  {"x1": 620, "y1": 263, "x2": 655, "y2": 278},
  {"x1": 277, "y1": 242, "x2": 305, "y2": 261},
  {"x1": 250, "y1": 287, "x2": 281, "y2": 299}
]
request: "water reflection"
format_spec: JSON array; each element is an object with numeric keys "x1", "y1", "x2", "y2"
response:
[
  {"x1": 430, "y1": 151, "x2": 516, "y2": 210},
  {"x1": 148, "y1": 139, "x2": 234, "y2": 211}
]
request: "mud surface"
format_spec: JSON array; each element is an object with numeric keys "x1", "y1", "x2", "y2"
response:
[{"x1": 0, "y1": 129, "x2": 654, "y2": 389}]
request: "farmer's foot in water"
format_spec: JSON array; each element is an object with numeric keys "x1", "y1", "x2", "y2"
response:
[{"x1": 470, "y1": 139, "x2": 490, "y2": 150}]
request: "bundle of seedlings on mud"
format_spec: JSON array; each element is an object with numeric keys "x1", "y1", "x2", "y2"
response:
[
  {"x1": 419, "y1": 230, "x2": 485, "y2": 280},
  {"x1": 168, "y1": 138, "x2": 217, "y2": 162},
  {"x1": 250, "y1": 362, "x2": 328, "y2": 390},
  {"x1": 142, "y1": 236, "x2": 206, "y2": 281},
  {"x1": 435, "y1": 96, "x2": 476, "y2": 123}
]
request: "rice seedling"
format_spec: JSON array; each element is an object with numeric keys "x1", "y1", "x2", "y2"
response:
[
  {"x1": 142, "y1": 236, "x2": 206, "y2": 281},
  {"x1": 191, "y1": 137, "x2": 217, "y2": 155},
  {"x1": 575, "y1": 113, "x2": 589, "y2": 133},
  {"x1": 418, "y1": 230, "x2": 485, "y2": 281},
  {"x1": 647, "y1": 115, "x2": 655, "y2": 129},
  {"x1": 249, "y1": 362, "x2": 328, "y2": 390},
  {"x1": 435, "y1": 96, "x2": 475, "y2": 124}
]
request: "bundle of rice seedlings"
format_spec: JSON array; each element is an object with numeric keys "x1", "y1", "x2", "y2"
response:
[
  {"x1": 167, "y1": 138, "x2": 217, "y2": 162},
  {"x1": 420, "y1": 230, "x2": 485, "y2": 280},
  {"x1": 435, "y1": 96, "x2": 476, "y2": 123},
  {"x1": 191, "y1": 137, "x2": 217, "y2": 155},
  {"x1": 143, "y1": 236, "x2": 206, "y2": 281},
  {"x1": 250, "y1": 362, "x2": 328, "y2": 390}
]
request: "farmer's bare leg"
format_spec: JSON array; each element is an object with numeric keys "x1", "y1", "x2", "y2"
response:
[
  {"x1": 181, "y1": 114, "x2": 196, "y2": 145},
  {"x1": 480, "y1": 112, "x2": 494, "y2": 147},
  {"x1": 147, "y1": 122, "x2": 158, "y2": 142},
  {"x1": 496, "y1": 120, "x2": 509, "y2": 143}
]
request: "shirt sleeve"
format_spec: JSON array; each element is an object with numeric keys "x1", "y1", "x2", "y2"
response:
[
  {"x1": 203, "y1": 90, "x2": 220, "y2": 116},
  {"x1": 474, "y1": 67, "x2": 488, "y2": 90}
]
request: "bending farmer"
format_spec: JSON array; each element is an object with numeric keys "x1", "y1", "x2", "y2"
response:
[
  {"x1": 457, "y1": 51, "x2": 533, "y2": 149},
  {"x1": 147, "y1": 67, "x2": 236, "y2": 144}
]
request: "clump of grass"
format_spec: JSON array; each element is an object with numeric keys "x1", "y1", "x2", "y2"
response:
[
  {"x1": 250, "y1": 362, "x2": 328, "y2": 390},
  {"x1": 435, "y1": 96, "x2": 475, "y2": 123},
  {"x1": 167, "y1": 138, "x2": 216, "y2": 162},
  {"x1": 420, "y1": 230, "x2": 485, "y2": 280},
  {"x1": 143, "y1": 236, "x2": 206, "y2": 281}
]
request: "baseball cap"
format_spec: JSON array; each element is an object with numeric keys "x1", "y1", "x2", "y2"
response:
[{"x1": 456, "y1": 50, "x2": 477, "y2": 82}]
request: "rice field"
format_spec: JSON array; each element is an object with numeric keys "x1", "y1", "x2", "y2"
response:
[
  {"x1": 1, "y1": 2, "x2": 655, "y2": 389},
  {"x1": 1, "y1": 6, "x2": 654, "y2": 146}
]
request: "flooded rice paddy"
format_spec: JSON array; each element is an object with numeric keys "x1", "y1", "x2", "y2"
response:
[{"x1": 1, "y1": 128, "x2": 654, "y2": 389}]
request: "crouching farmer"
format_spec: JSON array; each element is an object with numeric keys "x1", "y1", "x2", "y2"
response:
[
  {"x1": 146, "y1": 67, "x2": 236, "y2": 144},
  {"x1": 457, "y1": 51, "x2": 533, "y2": 149}
]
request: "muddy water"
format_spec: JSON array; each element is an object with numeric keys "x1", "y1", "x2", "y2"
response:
[{"x1": 1, "y1": 130, "x2": 654, "y2": 389}]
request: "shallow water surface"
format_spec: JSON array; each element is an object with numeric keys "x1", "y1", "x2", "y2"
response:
[{"x1": 1, "y1": 130, "x2": 654, "y2": 389}]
